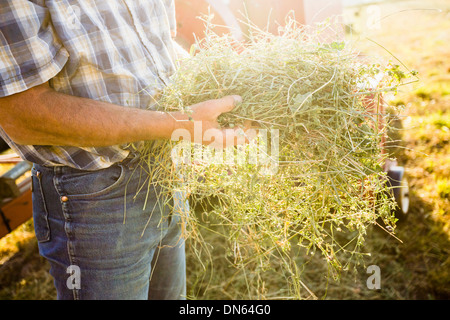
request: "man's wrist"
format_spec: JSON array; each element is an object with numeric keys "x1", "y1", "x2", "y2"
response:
[{"x1": 170, "y1": 111, "x2": 193, "y2": 130}]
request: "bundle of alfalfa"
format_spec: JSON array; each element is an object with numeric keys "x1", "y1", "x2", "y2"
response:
[{"x1": 134, "y1": 19, "x2": 409, "y2": 299}]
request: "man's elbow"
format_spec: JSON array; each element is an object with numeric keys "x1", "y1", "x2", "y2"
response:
[
  {"x1": 0, "y1": 83, "x2": 52, "y2": 145},
  {"x1": 0, "y1": 118, "x2": 34, "y2": 146}
]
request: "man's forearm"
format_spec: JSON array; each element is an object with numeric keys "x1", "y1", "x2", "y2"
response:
[{"x1": 0, "y1": 83, "x2": 176, "y2": 147}]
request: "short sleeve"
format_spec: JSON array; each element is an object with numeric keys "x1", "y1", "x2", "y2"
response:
[{"x1": 0, "y1": 0, "x2": 69, "y2": 97}]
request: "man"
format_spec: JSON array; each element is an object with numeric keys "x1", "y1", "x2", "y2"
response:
[{"x1": 0, "y1": 0, "x2": 242, "y2": 300}]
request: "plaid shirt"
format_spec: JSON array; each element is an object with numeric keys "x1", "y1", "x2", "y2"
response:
[{"x1": 0, "y1": 0, "x2": 178, "y2": 170}]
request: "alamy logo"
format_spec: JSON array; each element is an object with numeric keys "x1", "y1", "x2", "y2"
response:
[
  {"x1": 366, "y1": 5, "x2": 382, "y2": 31},
  {"x1": 366, "y1": 265, "x2": 381, "y2": 290},
  {"x1": 66, "y1": 265, "x2": 81, "y2": 290},
  {"x1": 170, "y1": 125, "x2": 279, "y2": 175},
  {"x1": 67, "y1": 5, "x2": 82, "y2": 31}
]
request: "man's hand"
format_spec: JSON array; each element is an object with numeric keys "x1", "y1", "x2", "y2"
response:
[{"x1": 171, "y1": 95, "x2": 255, "y2": 149}]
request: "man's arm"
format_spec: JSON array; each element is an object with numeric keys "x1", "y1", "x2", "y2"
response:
[{"x1": 0, "y1": 82, "x2": 241, "y2": 147}]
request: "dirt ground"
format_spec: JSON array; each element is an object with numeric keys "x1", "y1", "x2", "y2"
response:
[{"x1": 0, "y1": 0, "x2": 449, "y2": 300}]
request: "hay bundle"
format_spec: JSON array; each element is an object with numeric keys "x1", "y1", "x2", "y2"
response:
[{"x1": 134, "y1": 19, "x2": 409, "y2": 298}]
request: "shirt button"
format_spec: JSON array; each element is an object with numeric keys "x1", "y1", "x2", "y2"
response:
[{"x1": 61, "y1": 196, "x2": 69, "y2": 202}]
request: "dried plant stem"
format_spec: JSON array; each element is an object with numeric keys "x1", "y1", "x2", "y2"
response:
[{"x1": 131, "y1": 18, "x2": 412, "y2": 299}]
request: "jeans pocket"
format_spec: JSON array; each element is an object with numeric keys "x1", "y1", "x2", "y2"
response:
[
  {"x1": 61, "y1": 164, "x2": 126, "y2": 199},
  {"x1": 31, "y1": 167, "x2": 51, "y2": 243}
]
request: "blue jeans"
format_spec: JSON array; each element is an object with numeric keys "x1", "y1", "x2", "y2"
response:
[{"x1": 31, "y1": 160, "x2": 187, "y2": 300}]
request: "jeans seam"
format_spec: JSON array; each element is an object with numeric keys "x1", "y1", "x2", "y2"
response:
[
  {"x1": 32, "y1": 167, "x2": 51, "y2": 242},
  {"x1": 53, "y1": 166, "x2": 80, "y2": 300}
]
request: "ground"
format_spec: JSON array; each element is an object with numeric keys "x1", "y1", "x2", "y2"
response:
[{"x1": 0, "y1": 0, "x2": 449, "y2": 300}]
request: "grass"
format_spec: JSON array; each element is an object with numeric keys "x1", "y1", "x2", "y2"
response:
[
  {"x1": 0, "y1": 221, "x2": 55, "y2": 300},
  {"x1": 0, "y1": 0, "x2": 449, "y2": 300},
  {"x1": 135, "y1": 16, "x2": 409, "y2": 299}
]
